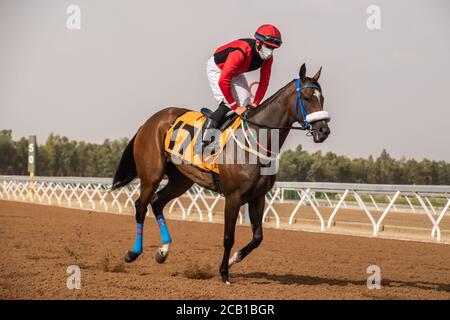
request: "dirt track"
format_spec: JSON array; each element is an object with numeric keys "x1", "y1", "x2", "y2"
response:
[{"x1": 1, "y1": 200, "x2": 449, "y2": 299}]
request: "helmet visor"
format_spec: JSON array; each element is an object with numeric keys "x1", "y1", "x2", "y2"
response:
[
  {"x1": 255, "y1": 32, "x2": 282, "y2": 48},
  {"x1": 264, "y1": 35, "x2": 282, "y2": 47}
]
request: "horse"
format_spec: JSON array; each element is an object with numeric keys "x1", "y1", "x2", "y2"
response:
[{"x1": 111, "y1": 63, "x2": 331, "y2": 284}]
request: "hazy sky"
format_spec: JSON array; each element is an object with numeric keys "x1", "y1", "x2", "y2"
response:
[{"x1": 1, "y1": 0, "x2": 449, "y2": 161}]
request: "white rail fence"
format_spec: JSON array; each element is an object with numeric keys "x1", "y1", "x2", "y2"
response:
[{"x1": 0, "y1": 176, "x2": 449, "y2": 242}]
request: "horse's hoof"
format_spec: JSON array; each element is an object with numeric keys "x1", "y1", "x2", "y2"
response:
[
  {"x1": 221, "y1": 273, "x2": 230, "y2": 284},
  {"x1": 155, "y1": 249, "x2": 169, "y2": 264},
  {"x1": 124, "y1": 251, "x2": 140, "y2": 263}
]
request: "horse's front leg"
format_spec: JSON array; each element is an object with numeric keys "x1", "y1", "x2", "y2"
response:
[
  {"x1": 229, "y1": 195, "x2": 264, "y2": 268},
  {"x1": 220, "y1": 193, "x2": 241, "y2": 284}
]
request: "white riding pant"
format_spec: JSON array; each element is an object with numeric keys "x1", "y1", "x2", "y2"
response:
[{"x1": 206, "y1": 56, "x2": 252, "y2": 111}]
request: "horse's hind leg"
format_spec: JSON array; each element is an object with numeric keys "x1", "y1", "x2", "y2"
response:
[
  {"x1": 124, "y1": 165, "x2": 166, "y2": 263},
  {"x1": 228, "y1": 195, "x2": 264, "y2": 268},
  {"x1": 150, "y1": 163, "x2": 193, "y2": 263}
]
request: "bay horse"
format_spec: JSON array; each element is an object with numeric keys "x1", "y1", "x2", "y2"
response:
[{"x1": 111, "y1": 63, "x2": 331, "y2": 284}]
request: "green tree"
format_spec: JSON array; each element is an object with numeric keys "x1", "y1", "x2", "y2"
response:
[
  {"x1": 1, "y1": 131, "x2": 450, "y2": 185},
  {"x1": 0, "y1": 130, "x2": 16, "y2": 174}
]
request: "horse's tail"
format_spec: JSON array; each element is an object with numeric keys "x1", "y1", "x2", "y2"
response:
[{"x1": 111, "y1": 133, "x2": 137, "y2": 191}]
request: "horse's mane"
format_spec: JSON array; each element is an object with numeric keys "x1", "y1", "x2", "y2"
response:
[
  {"x1": 259, "y1": 80, "x2": 295, "y2": 107},
  {"x1": 247, "y1": 80, "x2": 295, "y2": 117}
]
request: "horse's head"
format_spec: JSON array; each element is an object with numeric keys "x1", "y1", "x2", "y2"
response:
[{"x1": 295, "y1": 63, "x2": 331, "y2": 143}]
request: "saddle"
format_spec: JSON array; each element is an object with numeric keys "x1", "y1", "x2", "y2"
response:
[{"x1": 200, "y1": 108, "x2": 238, "y2": 132}]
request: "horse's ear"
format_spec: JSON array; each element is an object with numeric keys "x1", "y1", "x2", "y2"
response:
[
  {"x1": 299, "y1": 63, "x2": 306, "y2": 81},
  {"x1": 313, "y1": 66, "x2": 322, "y2": 81}
]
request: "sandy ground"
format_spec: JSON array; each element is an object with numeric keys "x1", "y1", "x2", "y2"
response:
[{"x1": 0, "y1": 200, "x2": 449, "y2": 300}]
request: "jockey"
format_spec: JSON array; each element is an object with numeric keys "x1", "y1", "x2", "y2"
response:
[{"x1": 202, "y1": 24, "x2": 282, "y2": 145}]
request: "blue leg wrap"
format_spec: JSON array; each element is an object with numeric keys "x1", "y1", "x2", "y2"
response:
[
  {"x1": 156, "y1": 215, "x2": 171, "y2": 244},
  {"x1": 132, "y1": 223, "x2": 143, "y2": 254}
]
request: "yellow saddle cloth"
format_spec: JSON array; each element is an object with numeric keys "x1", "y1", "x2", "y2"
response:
[{"x1": 164, "y1": 111, "x2": 242, "y2": 173}]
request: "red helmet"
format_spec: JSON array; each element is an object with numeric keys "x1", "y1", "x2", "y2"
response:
[{"x1": 254, "y1": 24, "x2": 282, "y2": 48}]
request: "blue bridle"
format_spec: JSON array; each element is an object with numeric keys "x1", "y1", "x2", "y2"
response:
[{"x1": 294, "y1": 78, "x2": 321, "y2": 129}]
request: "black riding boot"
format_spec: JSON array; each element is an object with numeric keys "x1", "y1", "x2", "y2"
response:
[{"x1": 202, "y1": 101, "x2": 229, "y2": 145}]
